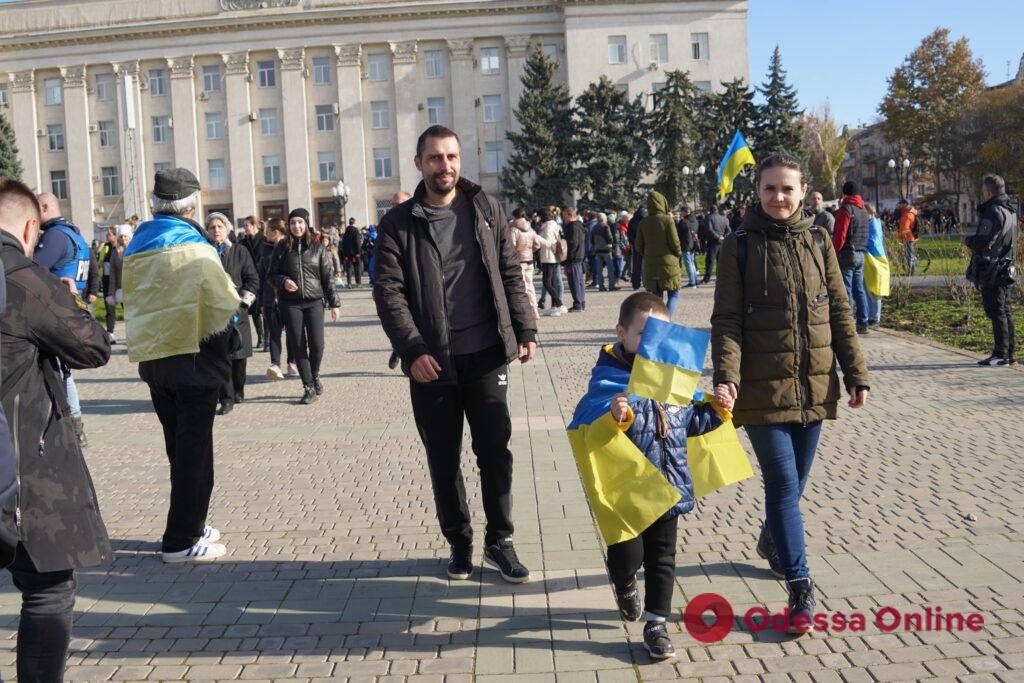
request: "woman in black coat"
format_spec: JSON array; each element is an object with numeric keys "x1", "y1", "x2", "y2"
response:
[{"x1": 205, "y1": 213, "x2": 259, "y2": 415}]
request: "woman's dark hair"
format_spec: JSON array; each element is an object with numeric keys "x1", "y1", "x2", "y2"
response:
[
  {"x1": 754, "y1": 152, "x2": 804, "y2": 188},
  {"x1": 538, "y1": 207, "x2": 552, "y2": 222}
]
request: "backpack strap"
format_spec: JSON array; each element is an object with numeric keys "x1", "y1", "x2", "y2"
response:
[{"x1": 472, "y1": 192, "x2": 496, "y2": 231}]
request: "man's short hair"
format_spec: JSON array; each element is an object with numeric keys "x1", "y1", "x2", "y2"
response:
[
  {"x1": 982, "y1": 174, "x2": 1006, "y2": 196},
  {"x1": 0, "y1": 177, "x2": 42, "y2": 226},
  {"x1": 244, "y1": 215, "x2": 259, "y2": 226},
  {"x1": 563, "y1": 206, "x2": 577, "y2": 218},
  {"x1": 618, "y1": 292, "x2": 669, "y2": 329},
  {"x1": 416, "y1": 125, "x2": 461, "y2": 158}
]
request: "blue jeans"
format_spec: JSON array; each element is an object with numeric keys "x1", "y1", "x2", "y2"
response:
[
  {"x1": 841, "y1": 251, "x2": 869, "y2": 326},
  {"x1": 595, "y1": 253, "x2": 613, "y2": 289},
  {"x1": 866, "y1": 293, "x2": 882, "y2": 324},
  {"x1": 683, "y1": 252, "x2": 698, "y2": 286},
  {"x1": 65, "y1": 375, "x2": 81, "y2": 419},
  {"x1": 650, "y1": 284, "x2": 680, "y2": 319},
  {"x1": 744, "y1": 421, "x2": 823, "y2": 580}
]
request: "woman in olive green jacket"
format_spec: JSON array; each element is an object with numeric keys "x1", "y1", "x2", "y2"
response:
[
  {"x1": 635, "y1": 191, "x2": 682, "y2": 317},
  {"x1": 711, "y1": 153, "x2": 870, "y2": 634}
]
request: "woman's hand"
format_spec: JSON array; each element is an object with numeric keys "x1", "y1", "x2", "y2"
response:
[
  {"x1": 848, "y1": 387, "x2": 869, "y2": 408},
  {"x1": 330, "y1": 307, "x2": 340, "y2": 323},
  {"x1": 714, "y1": 383, "x2": 737, "y2": 412},
  {"x1": 610, "y1": 392, "x2": 630, "y2": 423},
  {"x1": 283, "y1": 279, "x2": 298, "y2": 293}
]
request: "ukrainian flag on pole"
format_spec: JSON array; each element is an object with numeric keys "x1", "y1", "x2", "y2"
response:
[
  {"x1": 627, "y1": 317, "x2": 709, "y2": 406},
  {"x1": 717, "y1": 131, "x2": 756, "y2": 198}
]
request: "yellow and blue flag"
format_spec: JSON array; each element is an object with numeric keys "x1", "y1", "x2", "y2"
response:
[
  {"x1": 627, "y1": 317, "x2": 709, "y2": 407},
  {"x1": 864, "y1": 218, "x2": 890, "y2": 297},
  {"x1": 717, "y1": 131, "x2": 756, "y2": 198}
]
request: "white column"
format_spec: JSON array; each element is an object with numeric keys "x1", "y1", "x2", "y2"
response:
[
  {"x1": 390, "y1": 40, "x2": 419, "y2": 192},
  {"x1": 114, "y1": 61, "x2": 148, "y2": 220},
  {"x1": 168, "y1": 56, "x2": 202, "y2": 207},
  {"x1": 505, "y1": 36, "x2": 532, "y2": 134},
  {"x1": 334, "y1": 44, "x2": 368, "y2": 225},
  {"x1": 447, "y1": 39, "x2": 479, "y2": 181},
  {"x1": 222, "y1": 51, "x2": 257, "y2": 220},
  {"x1": 278, "y1": 48, "x2": 312, "y2": 212},
  {"x1": 8, "y1": 70, "x2": 40, "y2": 192},
  {"x1": 59, "y1": 65, "x2": 95, "y2": 230}
]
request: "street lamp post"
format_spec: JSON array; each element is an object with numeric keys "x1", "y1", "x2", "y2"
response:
[
  {"x1": 682, "y1": 165, "x2": 691, "y2": 208},
  {"x1": 902, "y1": 158, "x2": 911, "y2": 201},
  {"x1": 331, "y1": 180, "x2": 351, "y2": 228},
  {"x1": 887, "y1": 158, "x2": 896, "y2": 204}
]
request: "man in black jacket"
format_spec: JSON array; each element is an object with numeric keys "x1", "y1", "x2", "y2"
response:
[
  {"x1": 676, "y1": 206, "x2": 700, "y2": 288},
  {"x1": 562, "y1": 207, "x2": 586, "y2": 312},
  {"x1": 374, "y1": 125, "x2": 537, "y2": 584},
  {"x1": 966, "y1": 174, "x2": 1018, "y2": 366},
  {"x1": 0, "y1": 178, "x2": 112, "y2": 680},
  {"x1": 703, "y1": 204, "x2": 731, "y2": 283},
  {"x1": 239, "y1": 216, "x2": 266, "y2": 349}
]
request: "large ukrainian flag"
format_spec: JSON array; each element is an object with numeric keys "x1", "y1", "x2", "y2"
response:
[
  {"x1": 717, "y1": 131, "x2": 756, "y2": 198},
  {"x1": 864, "y1": 219, "x2": 891, "y2": 297},
  {"x1": 627, "y1": 317, "x2": 709, "y2": 406}
]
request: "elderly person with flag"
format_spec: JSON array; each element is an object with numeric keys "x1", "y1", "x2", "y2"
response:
[{"x1": 123, "y1": 168, "x2": 241, "y2": 563}]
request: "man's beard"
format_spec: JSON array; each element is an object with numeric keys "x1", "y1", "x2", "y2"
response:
[{"x1": 426, "y1": 171, "x2": 458, "y2": 195}]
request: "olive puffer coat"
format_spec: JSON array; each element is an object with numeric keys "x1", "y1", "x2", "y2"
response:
[
  {"x1": 636, "y1": 191, "x2": 682, "y2": 292},
  {"x1": 711, "y1": 207, "x2": 870, "y2": 426}
]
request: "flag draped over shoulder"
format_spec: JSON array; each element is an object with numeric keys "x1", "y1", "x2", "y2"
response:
[
  {"x1": 122, "y1": 214, "x2": 240, "y2": 363},
  {"x1": 627, "y1": 317, "x2": 708, "y2": 406},
  {"x1": 864, "y1": 221, "x2": 891, "y2": 297},
  {"x1": 717, "y1": 131, "x2": 756, "y2": 198}
]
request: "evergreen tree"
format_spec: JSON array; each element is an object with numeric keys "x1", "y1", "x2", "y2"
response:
[
  {"x1": 756, "y1": 46, "x2": 806, "y2": 160},
  {"x1": 500, "y1": 47, "x2": 575, "y2": 210},
  {"x1": 651, "y1": 70, "x2": 700, "y2": 208},
  {"x1": 706, "y1": 79, "x2": 759, "y2": 205},
  {"x1": 0, "y1": 112, "x2": 22, "y2": 182}
]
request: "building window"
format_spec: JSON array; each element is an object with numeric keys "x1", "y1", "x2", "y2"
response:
[
  {"x1": 44, "y1": 78, "x2": 62, "y2": 106},
  {"x1": 427, "y1": 97, "x2": 446, "y2": 125},
  {"x1": 95, "y1": 73, "x2": 115, "y2": 101},
  {"x1": 318, "y1": 152, "x2": 337, "y2": 182},
  {"x1": 257, "y1": 60, "x2": 277, "y2": 88},
  {"x1": 695, "y1": 80, "x2": 712, "y2": 92},
  {"x1": 608, "y1": 36, "x2": 627, "y2": 65},
  {"x1": 208, "y1": 158, "x2": 226, "y2": 190},
  {"x1": 202, "y1": 64, "x2": 222, "y2": 93},
  {"x1": 370, "y1": 100, "x2": 390, "y2": 129},
  {"x1": 375, "y1": 198, "x2": 391, "y2": 222},
  {"x1": 373, "y1": 147, "x2": 392, "y2": 179},
  {"x1": 691, "y1": 32, "x2": 709, "y2": 61},
  {"x1": 315, "y1": 104, "x2": 334, "y2": 132},
  {"x1": 262, "y1": 155, "x2": 282, "y2": 185},
  {"x1": 367, "y1": 53, "x2": 389, "y2": 82},
  {"x1": 650, "y1": 34, "x2": 668, "y2": 64},
  {"x1": 543, "y1": 43, "x2": 559, "y2": 63},
  {"x1": 98, "y1": 120, "x2": 116, "y2": 148},
  {"x1": 148, "y1": 68, "x2": 167, "y2": 96},
  {"x1": 152, "y1": 116, "x2": 170, "y2": 144},
  {"x1": 424, "y1": 49, "x2": 445, "y2": 79},
  {"x1": 651, "y1": 82, "x2": 666, "y2": 108},
  {"x1": 50, "y1": 170, "x2": 67, "y2": 199},
  {"x1": 101, "y1": 166, "x2": 120, "y2": 196},
  {"x1": 312, "y1": 57, "x2": 332, "y2": 85},
  {"x1": 482, "y1": 94, "x2": 503, "y2": 123},
  {"x1": 484, "y1": 141, "x2": 505, "y2": 174},
  {"x1": 205, "y1": 112, "x2": 224, "y2": 140},
  {"x1": 47, "y1": 124, "x2": 65, "y2": 151},
  {"x1": 154, "y1": 162, "x2": 171, "y2": 174},
  {"x1": 259, "y1": 108, "x2": 278, "y2": 136},
  {"x1": 479, "y1": 47, "x2": 501, "y2": 75},
  {"x1": 615, "y1": 83, "x2": 629, "y2": 96},
  {"x1": 0, "y1": 83, "x2": 8, "y2": 107}
]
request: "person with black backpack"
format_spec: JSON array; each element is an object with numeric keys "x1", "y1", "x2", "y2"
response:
[{"x1": 832, "y1": 181, "x2": 871, "y2": 334}]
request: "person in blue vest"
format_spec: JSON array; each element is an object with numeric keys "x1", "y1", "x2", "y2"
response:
[{"x1": 34, "y1": 192, "x2": 94, "y2": 448}]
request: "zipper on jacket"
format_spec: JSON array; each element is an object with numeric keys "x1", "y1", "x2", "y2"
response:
[
  {"x1": 38, "y1": 401, "x2": 52, "y2": 457},
  {"x1": 12, "y1": 394, "x2": 21, "y2": 532},
  {"x1": 784, "y1": 229, "x2": 812, "y2": 424},
  {"x1": 298, "y1": 241, "x2": 306, "y2": 300}
]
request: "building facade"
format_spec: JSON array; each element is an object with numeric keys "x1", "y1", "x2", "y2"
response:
[{"x1": 0, "y1": 0, "x2": 749, "y2": 234}]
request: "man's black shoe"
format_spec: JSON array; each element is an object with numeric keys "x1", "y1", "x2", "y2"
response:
[
  {"x1": 978, "y1": 356, "x2": 1005, "y2": 366},
  {"x1": 313, "y1": 377, "x2": 324, "y2": 395},
  {"x1": 300, "y1": 386, "x2": 317, "y2": 405},
  {"x1": 609, "y1": 285, "x2": 620, "y2": 291},
  {"x1": 856, "y1": 323, "x2": 869, "y2": 335},
  {"x1": 538, "y1": 300, "x2": 546, "y2": 309},
  {"x1": 447, "y1": 545, "x2": 473, "y2": 580},
  {"x1": 216, "y1": 400, "x2": 234, "y2": 416},
  {"x1": 387, "y1": 350, "x2": 400, "y2": 370},
  {"x1": 786, "y1": 577, "x2": 816, "y2": 635},
  {"x1": 483, "y1": 538, "x2": 531, "y2": 583},
  {"x1": 642, "y1": 621, "x2": 675, "y2": 659},
  {"x1": 568, "y1": 306, "x2": 584, "y2": 313},
  {"x1": 756, "y1": 521, "x2": 785, "y2": 579},
  {"x1": 998, "y1": 358, "x2": 1017, "y2": 366},
  {"x1": 614, "y1": 578, "x2": 642, "y2": 621},
  {"x1": 234, "y1": 393, "x2": 244, "y2": 403},
  {"x1": 598, "y1": 286, "x2": 607, "y2": 291}
]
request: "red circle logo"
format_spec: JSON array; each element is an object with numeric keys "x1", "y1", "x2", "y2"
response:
[{"x1": 684, "y1": 593, "x2": 734, "y2": 643}]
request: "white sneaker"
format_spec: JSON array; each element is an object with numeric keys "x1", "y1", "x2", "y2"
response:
[
  {"x1": 548, "y1": 308, "x2": 564, "y2": 317},
  {"x1": 266, "y1": 364, "x2": 285, "y2": 381},
  {"x1": 557, "y1": 306, "x2": 569, "y2": 315},
  {"x1": 162, "y1": 541, "x2": 227, "y2": 564},
  {"x1": 202, "y1": 526, "x2": 221, "y2": 542},
  {"x1": 286, "y1": 363, "x2": 300, "y2": 377}
]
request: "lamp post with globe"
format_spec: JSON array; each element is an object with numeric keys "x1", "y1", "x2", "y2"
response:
[{"x1": 331, "y1": 180, "x2": 351, "y2": 228}]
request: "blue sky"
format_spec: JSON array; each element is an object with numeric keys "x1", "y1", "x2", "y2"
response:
[{"x1": 748, "y1": 0, "x2": 1024, "y2": 128}]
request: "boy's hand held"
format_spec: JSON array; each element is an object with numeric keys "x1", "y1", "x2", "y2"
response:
[
  {"x1": 610, "y1": 392, "x2": 630, "y2": 423},
  {"x1": 713, "y1": 383, "x2": 736, "y2": 411}
]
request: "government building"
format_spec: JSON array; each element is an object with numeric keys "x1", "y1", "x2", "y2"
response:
[{"x1": 0, "y1": 0, "x2": 749, "y2": 234}]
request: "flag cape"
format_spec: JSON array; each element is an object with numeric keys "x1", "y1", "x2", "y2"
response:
[
  {"x1": 627, "y1": 317, "x2": 709, "y2": 407},
  {"x1": 122, "y1": 214, "x2": 240, "y2": 363},
  {"x1": 864, "y1": 218, "x2": 890, "y2": 297},
  {"x1": 686, "y1": 414, "x2": 754, "y2": 498},
  {"x1": 717, "y1": 131, "x2": 756, "y2": 198}
]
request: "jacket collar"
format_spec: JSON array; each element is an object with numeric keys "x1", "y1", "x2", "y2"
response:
[
  {"x1": 840, "y1": 195, "x2": 865, "y2": 209},
  {"x1": 41, "y1": 216, "x2": 80, "y2": 234},
  {"x1": 980, "y1": 193, "x2": 1012, "y2": 212},
  {"x1": 0, "y1": 230, "x2": 27, "y2": 255}
]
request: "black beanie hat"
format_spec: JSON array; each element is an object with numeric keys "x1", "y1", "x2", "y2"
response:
[
  {"x1": 288, "y1": 208, "x2": 310, "y2": 225},
  {"x1": 842, "y1": 180, "x2": 860, "y2": 197},
  {"x1": 153, "y1": 168, "x2": 200, "y2": 200}
]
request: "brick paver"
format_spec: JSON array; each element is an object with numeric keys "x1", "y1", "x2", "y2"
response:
[{"x1": 0, "y1": 280, "x2": 1021, "y2": 681}]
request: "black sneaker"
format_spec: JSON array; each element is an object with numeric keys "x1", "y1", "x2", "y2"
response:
[
  {"x1": 756, "y1": 522, "x2": 785, "y2": 579},
  {"x1": 234, "y1": 392, "x2": 244, "y2": 403},
  {"x1": 978, "y1": 356, "x2": 1005, "y2": 366},
  {"x1": 483, "y1": 538, "x2": 531, "y2": 583},
  {"x1": 786, "y1": 577, "x2": 816, "y2": 635},
  {"x1": 300, "y1": 386, "x2": 317, "y2": 405},
  {"x1": 447, "y1": 545, "x2": 473, "y2": 580},
  {"x1": 998, "y1": 358, "x2": 1017, "y2": 366},
  {"x1": 216, "y1": 400, "x2": 234, "y2": 416},
  {"x1": 313, "y1": 377, "x2": 324, "y2": 395},
  {"x1": 642, "y1": 621, "x2": 675, "y2": 659},
  {"x1": 856, "y1": 323, "x2": 869, "y2": 335},
  {"x1": 614, "y1": 578, "x2": 642, "y2": 621},
  {"x1": 538, "y1": 300, "x2": 546, "y2": 309}
]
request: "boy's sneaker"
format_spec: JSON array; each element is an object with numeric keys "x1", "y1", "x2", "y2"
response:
[
  {"x1": 755, "y1": 522, "x2": 785, "y2": 579},
  {"x1": 642, "y1": 621, "x2": 675, "y2": 659},
  {"x1": 201, "y1": 526, "x2": 221, "y2": 543},
  {"x1": 266, "y1": 365, "x2": 285, "y2": 381},
  {"x1": 286, "y1": 363, "x2": 300, "y2": 377},
  {"x1": 162, "y1": 541, "x2": 227, "y2": 564},
  {"x1": 447, "y1": 545, "x2": 473, "y2": 580},
  {"x1": 483, "y1": 538, "x2": 531, "y2": 583},
  {"x1": 614, "y1": 578, "x2": 642, "y2": 621},
  {"x1": 785, "y1": 577, "x2": 816, "y2": 635},
  {"x1": 978, "y1": 356, "x2": 1005, "y2": 366}
]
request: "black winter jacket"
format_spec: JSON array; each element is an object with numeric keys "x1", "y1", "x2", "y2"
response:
[
  {"x1": 340, "y1": 226, "x2": 362, "y2": 258},
  {"x1": 967, "y1": 194, "x2": 1018, "y2": 262},
  {"x1": 564, "y1": 220, "x2": 586, "y2": 263},
  {"x1": 592, "y1": 222, "x2": 614, "y2": 253},
  {"x1": 219, "y1": 242, "x2": 259, "y2": 359},
  {"x1": 269, "y1": 239, "x2": 341, "y2": 308},
  {"x1": 677, "y1": 216, "x2": 699, "y2": 252}
]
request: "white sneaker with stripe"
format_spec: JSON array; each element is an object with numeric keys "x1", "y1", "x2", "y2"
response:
[
  {"x1": 202, "y1": 526, "x2": 221, "y2": 542},
  {"x1": 162, "y1": 541, "x2": 227, "y2": 564}
]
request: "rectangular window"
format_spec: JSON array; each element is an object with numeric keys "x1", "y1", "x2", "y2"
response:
[
  {"x1": 262, "y1": 155, "x2": 282, "y2": 185},
  {"x1": 259, "y1": 108, "x2": 278, "y2": 136},
  {"x1": 375, "y1": 198, "x2": 391, "y2": 222},
  {"x1": 208, "y1": 158, "x2": 226, "y2": 190},
  {"x1": 370, "y1": 100, "x2": 390, "y2": 129},
  {"x1": 152, "y1": 115, "x2": 170, "y2": 144},
  {"x1": 98, "y1": 120, "x2": 116, "y2": 148},
  {"x1": 650, "y1": 34, "x2": 668, "y2": 64},
  {"x1": 312, "y1": 57, "x2": 332, "y2": 85},
  {"x1": 479, "y1": 47, "x2": 501, "y2": 75},
  {"x1": 148, "y1": 68, "x2": 167, "y2": 96},
  {"x1": 47, "y1": 124, "x2": 65, "y2": 151},
  {"x1": 95, "y1": 73, "x2": 115, "y2": 101},
  {"x1": 427, "y1": 97, "x2": 446, "y2": 125},
  {"x1": 44, "y1": 78, "x2": 62, "y2": 106},
  {"x1": 202, "y1": 64, "x2": 222, "y2": 93},
  {"x1": 0, "y1": 82, "x2": 8, "y2": 107},
  {"x1": 484, "y1": 141, "x2": 505, "y2": 174},
  {"x1": 608, "y1": 36, "x2": 627, "y2": 65},
  {"x1": 373, "y1": 147, "x2": 392, "y2": 179},
  {"x1": 50, "y1": 170, "x2": 67, "y2": 199},
  {"x1": 691, "y1": 32, "x2": 709, "y2": 61},
  {"x1": 154, "y1": 162, "x2": 171, "y2": 174},
  {"x1": 315, "y1": 104, "x2": 334, "y2": 131},
  {"x1": 694, "y1": 80, "x2": 712, "y2": 92},
  {"x1": 543, "y1": 44, "x2": 559, "y2": 63},
  {"x1": 257, "y1": 60, "x2": 276, "y2": 88},
  {"x1": 101, "y1": 166, "x2": 120, "y2": 196},
  {"x1": 318, "y1": 152, "x2": 337, "y2": 182},
  {"x1": 424, "y1": 49, "x2": 445, "y2": 79},
  {"x1": 367, "y1": 53, "x2": 389, "y2": 82},
  {"x1": 651, "y1": 81, "x2": 666, "y2": 108},
  {"x1": 482, "y1": 94, "x2": 503, "y2": 123},
  {"x1": 205, "y1": 112, "x2": 224, "y2": 140}
]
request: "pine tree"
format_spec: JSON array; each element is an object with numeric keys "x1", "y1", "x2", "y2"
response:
[
  {"x1": 500, "y1": 47, "x2": 575, "y2": 210},
  {"x1": 756, "y1": 46, "x2": 806, "y2": 160},
  {"x1": 651, "y1": 70, "x2": 700, "y2": 208},
  {"x1": 0, "y1": 112, "x2": 23, "y2": 182}
]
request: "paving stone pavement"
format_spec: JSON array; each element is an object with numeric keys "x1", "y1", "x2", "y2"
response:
[{"x1": 0, "y1": 278, "x2": 1021, "y2": 682}]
